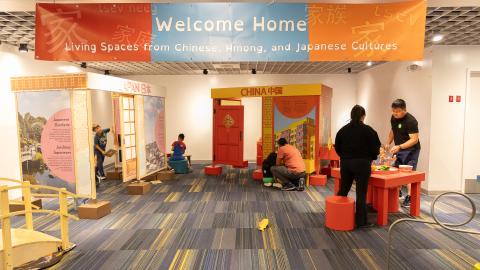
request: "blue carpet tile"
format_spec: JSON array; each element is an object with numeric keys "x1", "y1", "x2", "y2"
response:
[{"x1": 11, "y1": 165, "x2": 480, "y2": 270}]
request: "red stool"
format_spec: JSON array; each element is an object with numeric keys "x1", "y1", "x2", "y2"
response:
[
  {"x1": 204, "y1": 165, "x2": 222, "y2": 175},
  {"x1": 252, "y1": 169, "x2": 263, "y2": 180},
  {"x1": 325, "y1": 196, "x2": 355, "y2": 231},
  {"x1": 309, "y1": 174, "x2": 327, "y2": 186}
]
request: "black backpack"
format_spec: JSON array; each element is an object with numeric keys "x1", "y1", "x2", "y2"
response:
[{"x1": 262, "y1": 152, "x2": 277, "y2": 177}]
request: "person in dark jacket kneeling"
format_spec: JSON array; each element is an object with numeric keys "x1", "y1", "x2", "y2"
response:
[{"x1": 335, "y1": 105, "x2": 381, "y2": 229}]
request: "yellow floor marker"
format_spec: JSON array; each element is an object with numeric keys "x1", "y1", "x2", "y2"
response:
[
  {"x1": 474, "y1": 262, "x2": 480, "y2": 270},
  {"x1": 258, "y1": 218, "x2": 269, "y2": 231}
]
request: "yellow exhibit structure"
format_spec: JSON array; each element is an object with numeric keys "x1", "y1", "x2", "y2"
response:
[{"x1": 0, "y1": 178, "x2": 87, "y2": 269}]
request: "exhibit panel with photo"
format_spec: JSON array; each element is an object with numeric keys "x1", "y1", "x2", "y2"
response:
[
  {"x1": 273, "y1": 96, "x2": 318, "y2": 160},
  {"x1": 16, "y1": 91, "x2": 76, "y2": 193},
  {"x1": 137, "y1": 95, "x2": 166, "y2": 178}
]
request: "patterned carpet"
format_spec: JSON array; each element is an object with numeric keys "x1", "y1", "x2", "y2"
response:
[{"x1": 13, "y1": 165, "x2": 480, "y2": 270}]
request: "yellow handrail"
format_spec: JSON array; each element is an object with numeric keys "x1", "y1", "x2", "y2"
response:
[
  {"x1": 0, "y1": 184, "x2": 87, "y2": 198},
  {"x1": 0, "y1": 181, "x2": 83, "y2": 270},
  {"x1": 0, "y1": 209, "x2": 79, "y2": 221},
  {"x1": 0, "y1": 178, "x2": 23, "y2": 184}
]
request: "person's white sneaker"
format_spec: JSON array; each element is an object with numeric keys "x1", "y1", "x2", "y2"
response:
[
  {"x1": 264, "y1": 182, "x2": 273, "y2": 187},
  {"x1": 98, "y1": 176, "x2": 106, "y2": 180},
  {"x1": 272, "y1": 183, "x2": 282, "y2": 189}
]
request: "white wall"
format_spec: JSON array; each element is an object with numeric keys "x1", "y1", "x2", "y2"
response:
[
  {"x1": 125, "y1": 74, "x2": 358, "y2": 161},
  {"x1": 358, "y1": 45, "x2": 480, "y2": 193},
  {"x1": 429, "y1": 46, "x2": 480, "y2": 192},
  {"x1": 357, "y1": 48, "x2": 433, "y2": 188}
]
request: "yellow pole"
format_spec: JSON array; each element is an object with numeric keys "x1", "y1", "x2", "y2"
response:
[
  {"x1": 22, "y1": 181, "x2": 33, "y2": 230},
  {"x1": 0, "y1": 187, "x2": 14, "y2": 270},
  {"x1": 58, "y1": 188, "x2": 70, "y2": 250}
]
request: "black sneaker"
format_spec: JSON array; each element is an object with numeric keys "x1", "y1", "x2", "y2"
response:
[
  {"x1": 402, "y1": 195, "x2": 411, "y2": 207},
  {"x1": 282, "y1": 183, "x2": 296, "y2": 191},
  {"x1": 297, "y1": 178, "x2": 305, "y2": 191}
]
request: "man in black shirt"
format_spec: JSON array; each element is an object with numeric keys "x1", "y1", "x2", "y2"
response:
[{"x1": 386, "y1": 99, "x2": 420, "y2": 207}]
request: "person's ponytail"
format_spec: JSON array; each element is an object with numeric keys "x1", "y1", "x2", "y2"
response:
[{"x1": 350, "y1": 105, "x2": 366, "y2": 125}]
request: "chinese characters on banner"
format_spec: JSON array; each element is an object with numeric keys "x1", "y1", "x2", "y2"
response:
[{"x1": 35, "y1": 1, "x2": 426, "y2": 62}]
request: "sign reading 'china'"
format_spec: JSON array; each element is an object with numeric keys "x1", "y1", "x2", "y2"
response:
[{"x1": 35, "y1": 1, "x2": 426, "y2": 62}]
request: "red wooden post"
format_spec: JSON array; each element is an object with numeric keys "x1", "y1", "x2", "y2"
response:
[
  {"x1": 410, "y1": 182, "x2": 421, "y2": 216},
  {"x1": 388, "y1": 187, "x2": 400, "y2": 213},
  {"x1": 376, "y1": 187, "x2": 389, "y2": 226}
]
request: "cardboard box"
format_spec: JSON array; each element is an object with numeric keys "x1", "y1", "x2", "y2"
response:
[
  {"x1": 106, "y1": 169, "x2": 122, "y2": 180},
  {"x1": 157, "y1": 170, "x2": 175, "y2": 181},
  {"x1": 105, "y1": 149, "x2": 117, "y2": 157},
  {"x1": 78, "y1": 200, "x2": 111, "y2": 219},
  {"x1": 9, "y1": 198, "x2": 42, "y2": 213},
  {"x1": 127, "y1": 181, "x2": 151, "y2": 195}
]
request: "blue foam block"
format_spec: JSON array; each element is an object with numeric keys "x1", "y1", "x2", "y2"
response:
[{"x1": 168, "y1": 159, "x2": 189, "y2": 174}]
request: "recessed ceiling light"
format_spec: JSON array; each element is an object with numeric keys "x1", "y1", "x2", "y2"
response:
[
  {"x1": 432, "y1": 34, "x2": 443, "y2": 42},
  {"x1": 366, "y1": 61, "x2": 373, "y2": 67}
]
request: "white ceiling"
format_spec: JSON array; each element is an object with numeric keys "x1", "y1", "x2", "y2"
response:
[{"x1": 1, "y1": 3, "x2": 479, "y2": 75}]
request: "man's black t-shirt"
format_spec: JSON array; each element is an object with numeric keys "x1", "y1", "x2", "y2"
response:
[{"x1": 391, "y1": 113, "x2": 420, "y2": 150}]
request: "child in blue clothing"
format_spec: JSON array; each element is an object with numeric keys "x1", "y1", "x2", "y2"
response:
[
  {"x1": 170, "y1": 133, "x2": 186, "y2": 161},
  {"x1": 169, "y1": 133, "x2": 192, "y2": 173}
]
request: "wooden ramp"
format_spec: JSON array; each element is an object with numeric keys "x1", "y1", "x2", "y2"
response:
[{"x1": 0, "y1": 229, "x2": 64, "y2": 268}]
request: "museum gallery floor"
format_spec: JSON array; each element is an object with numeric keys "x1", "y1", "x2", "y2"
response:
[{"x1": 13, "y1": 165, "x2": 480, "y2": 270}]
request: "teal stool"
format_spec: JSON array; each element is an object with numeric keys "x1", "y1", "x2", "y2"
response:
[{"x1": 168, "y1": 159, "x2": 189, "y2": 174}]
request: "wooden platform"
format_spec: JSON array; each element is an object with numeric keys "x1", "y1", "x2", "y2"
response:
[{"x1": 0, "y1": 229, "x2": 65, "y2": 268}]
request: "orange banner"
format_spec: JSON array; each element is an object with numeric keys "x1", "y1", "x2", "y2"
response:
[{"x1": 308, "y1": 0, "x2": 426, "y2": 61}]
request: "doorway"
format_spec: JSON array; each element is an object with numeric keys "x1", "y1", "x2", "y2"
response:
[
  {"x1": 113, "y1": 94, "x2": 137, "y2": 181},
  {"x1": 462, "y1": 72, "x2": 480, "y2": 193}
]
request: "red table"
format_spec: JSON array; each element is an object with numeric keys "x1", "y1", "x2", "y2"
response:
[{"x1": 331, "y1": 168, "x2": 425, "y2": 226}]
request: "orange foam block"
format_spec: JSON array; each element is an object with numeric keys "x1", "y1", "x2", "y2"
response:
[
  {"x1": 252, "y1": 169, "x2": 263, "y2": 180},
  {"x1": 325, "y1": 196, "x2": 355, "y2": 231},
  {"x1": 204, "y1": 166, "x2": 222, "y2": 175},
  {"x1": 309, "y1": 174, "x2": 327, "y2": 186}
]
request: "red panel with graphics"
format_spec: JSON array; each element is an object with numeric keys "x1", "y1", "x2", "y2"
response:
[
  {"x1": 213, "y1": 105, "x2": 245, "y2": 167},
  {"x1": 35, "y1": 3, "x2": 151, "y2": 61}
]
